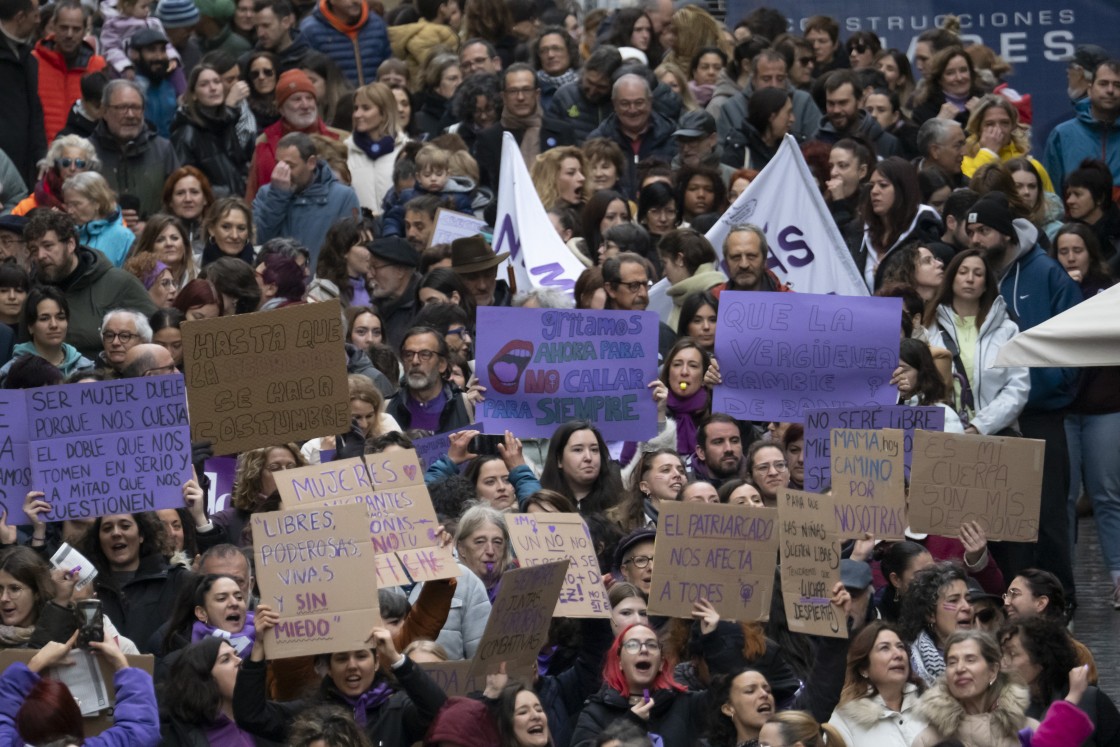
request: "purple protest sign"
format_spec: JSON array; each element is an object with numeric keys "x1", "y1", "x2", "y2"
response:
[
  {"x1": 0, "y1": 391, "x2": 30, "y2": 520},
  {"x1": 412, "y1": 427, "x2": 474, "y2": 470},
  {"x1": 476, "y1": 307, "x2": 659, "y2": 441},
  {"x1": 204, "y1": 456, "x2": 239, "y2": 514},
  {"x1": 22, "y1": 375, "x2": 193, "y2": 520},
  {"x1": 802, "y1": 406, "x2": 946, "y2": 492},
  {"x1": 712, "y1": 292, "x2": 902, "y2": 423}
]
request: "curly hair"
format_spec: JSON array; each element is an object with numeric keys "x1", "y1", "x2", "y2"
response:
[
  {"x1": 78, "y1": 513, "x2": 171, "y2": 593},
  {"x1": 898, "y1": 560, "x2": 968, "y2": 643},
  {"x1": 287, "y1": 705, "x2": 373, "y2": 747},
  {"x1": 999, "y1": 616, "x2": 1076, "y2": 707},
  {"x1": 531, "y1": 146, "x2": 590, "y2": 210},
  {"x1": 666, "y1": 5, "x2": 728, "y2": 69},
  {"x1": 451, "y1": 72, "x2": 502, "y2": 128},
  {"x1": 230, "y1": 444, "x2": 305, "y2": 511}
]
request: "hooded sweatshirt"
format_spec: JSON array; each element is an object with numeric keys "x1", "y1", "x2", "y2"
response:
[
  {"x1": 666, "y1": 262, "x2": 727, "y2": 328},
  {"x1": 0, "y1": 341, "x2": 94, "y2": 382}
]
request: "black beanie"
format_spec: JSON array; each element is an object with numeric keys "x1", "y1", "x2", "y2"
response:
[{"x1": 965, "y1": 191, "x2": 1016, "y2": 239}]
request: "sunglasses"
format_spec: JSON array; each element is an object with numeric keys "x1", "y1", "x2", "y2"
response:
[
  {"x1": 57, "y1": 158, "x2": 87, "y2": 169},
  {"x1": 251, "y1": 68, "x2": 275, "y2": 79},
  {"x1": 973, "y1": 607, "x2": 1000, "y2": 624},
  {"x1": 851, "y1": 44, "x2": 868, "y2": 54}
]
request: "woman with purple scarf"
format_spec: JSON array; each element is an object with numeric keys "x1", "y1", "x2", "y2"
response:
[
  {"x1": 160, "y1": 575, "x2": 257, "y2": 661},
  {"x1": 232, "y1": 610, "x2": 447, "y2": 745}
]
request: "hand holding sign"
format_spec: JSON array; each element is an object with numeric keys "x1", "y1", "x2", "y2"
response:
[{"x1": 250, "y1": 605, "x2": 279, "y2": 662}]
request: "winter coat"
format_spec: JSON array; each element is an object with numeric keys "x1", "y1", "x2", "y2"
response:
[
  {"x1": 1043, "y1": 105, "x2": 1120, "y2": 194},
  {"x1": 963, "y1": 144, "x2": 1054, "y2": 193},
  {"x1": 52, "y1": 245, "x2": 158, "y2": 359},
  {"x1": 0, "y1": 35, "x2": 47, "y2": 184},
  {"x1": 716, "y1": 82, "x2": 821, "y2": 146},
  {"x1": 721, "y1": 118, "x2": 781, "y2": 171},
  {"x1": 385, "y1": 383, "x2": 474, "y2": 435},
  {"x1": 0, "y1": 152, "x2": 27, "y2": 214},
  {"x1": 569, "y1": 685, "x2": 708, "y2": 747},
  {"x1": 1028, "y1": 687, "x2": 1120, "y2": 747},
  {"x1": 233, "y1": 656, "x2": 446, "y2": 744},
  {"x1": 407, "y1": 564, "x2": 491, "y2": 659},
  {"x1": 412, "y1": 89, "x2": 452, "y2": 139},
  {"x1": 78, "y1": 210, "x2": 135, "y2": 267},
  {"x1": 253, "y1": 160, "x2": 361, "y2": 267},
  {"x1": 815, "y1": 110, "x2": 902, "y2": 158},
  {"x1": 299, "y1": 0, "x2": 390, "y2": 87},
  {"x1": 543, "y1": 80, "x2": 612, "y2": 148},
  {"x1": 851, "y1": 203, "x2": 943, "y2": 291},
  {"x1": 0, "y1": 663, "x2": 160, "y2": 747},
  {"x1": 587, "y1": 111, "x2": 680, "y2": 199},
  {"x1": 245, "y1": 116, "x2": 341, "y2": 201},
  {"x1": 93, "y1": 552, "x2": 190, "y2": 655},
  {"x1": 912, "y1": 678, "x2": 1038, "y2": 747},
  {"x1": 0, "y1": 341, "x2": 94, "y2": 384},
  {"x1": 347, "y1": 134, "x2": 405, "y2": 215},
  {"x1": 704, "y1": 70, "x2": 742, "y2": 121},
  {"x1": 911, "y1": 93, "x2": 971, "y2": 128},
  {"x1": 996, "y1": 221, "x2": 1083, "y2": 412},
  {"x1": 827, "y1": 684, "x2": 927, "y2": 747},
  {"x1": 532, "y1": 618, "x2": 613, "y2": 747},
  {"x1": 925, "y1": 296, "x2": 1030, "y2": 435},
  {"x1": 170, "y1": 105, "x2": 252, "y2": 197},
  {"x1": 387, "y1": 20, "x2": 458, "y2": 89},
  {"x1": 381, "y1": 177, "x2": 474, "y2": 236},
  {"x1": 32, "y1": 37, "x2": 107, "y2": 142},
  {"x1": 666, "y1": 262, "x2": 727, "y2": 328},
  {"x1": 425, "y1": 456, "x2": 542, "y2": 504},
  {"x1": 89, "y1": 120, "x2": 179, "y2": 218}
]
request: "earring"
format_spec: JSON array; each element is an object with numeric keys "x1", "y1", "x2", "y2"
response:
[
  {"x1": 989, "y1": 678, "x2": 996, "y2": 687},
  {"x1": 860, "y1": 671, "x2": 868, "y2": 679}
]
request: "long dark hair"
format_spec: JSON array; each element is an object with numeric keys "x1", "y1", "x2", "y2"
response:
[
  {"x1": 676, "y1": 290, "x2": 719, "y2": 340},
  {"x1": 580, "y1": 190, "x2": 630, "y2": 260},
  {"x1": 923, "y1": 249, "x2": 1000, "y2": 330},
  {"x1": 1052, "y1": 222, "x2": 1112, "y2": 288},
  {"x1": 705, "y1": 667, "x2": 766, "y2": 747},
  {"x1": 999, "y1": 616, "x2": 1077, "y2": 706},
  {"x1": 315, "y1": 217, "x2": 369, "y2": 305},
  {"x1": 861, "y1": 157, "x2": 922, "y2": 253},
  {"x1": 539, "y1": 421, "x2": 623, "y2": 515},
  {"x1": 899, "y1": 338, "x2": 950, "y2": 405},
  {"x1": 160, "y1": 637, "x2": 227, "y2": 725},
  {"x1": 162, "y1": 573, "x2": 239, "y2": 654}
]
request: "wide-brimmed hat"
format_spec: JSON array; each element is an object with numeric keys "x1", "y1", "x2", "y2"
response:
[{"x1": 450, "y1": 235, "x2": 508, "y2": 274}]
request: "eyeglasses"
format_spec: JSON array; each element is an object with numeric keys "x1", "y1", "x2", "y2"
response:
[
  {"x1": 402, "y1": 349, "x2": 439, "y2": 362},
  {"x1": 57, "y1": 158, "x2": 88, "y2": 169},
  {"x1": 101, "y1": 330, "x2": 138, "y2": 343},
  {"x1": 143, "y1": 363, "x2": 178, "y2": 376},
  {"x1": 614, "y1": 280, "x2": 652, "y2": 293},
  {"x1": 447, "y1": 328, "x2": 470, "y2": 339},
  {"x1": 623, "y1": 555, "x2": 654, "y2": 569},
  {"x1": 752, "y1": 460, "x2": 789, "y2": 473},
  {"x1": 621, "y1": 639, "x2": 661, "y2": 654},
  {"x1": 251, "y1": 68, "x2": 275, "y2": 79},
  {"x1": 1002, "y1": 589, "x2": 1024, "y2": 600},
  {"x1": 0, "y1": 584, "x2": 28, "y2": 599},
  {"x1": 108, "y1": 103, "x2": 143, "y2": 113}
]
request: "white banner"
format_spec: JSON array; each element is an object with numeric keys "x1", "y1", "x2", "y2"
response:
[
  {"x1": 494, "y1": 132, "x2": 587, "y2": 297},
  {"x1": 705, "y1": 134, "x2": 869, "y2": 297}
]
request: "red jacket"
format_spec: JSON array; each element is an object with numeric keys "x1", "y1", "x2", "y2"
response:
[
  {"x1": 33, "y1": 37, "x2": 107, "y2": 142},
  {"x1": 245, "y1": 117, "x2": 338, "y2": 201}
]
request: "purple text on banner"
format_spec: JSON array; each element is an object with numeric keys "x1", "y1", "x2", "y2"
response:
[
  {"x1": 802, "y1": 406, "x2": 946, "y2": 492},
  {"x1": 0, "y1": 391, "x2": 30, "y2": 520},
  {"x1": 25, "y1": 374, "x2": 189, "y2": 439},
  {"x1": 29, "y1": 426, "x2": 193, "y2": 520},
  {"x1": 711, "y1": 292, "x2": 902, "y2": 423},
  {"x1": 413, "y1": 427, "x2": 475, "y2": 471},
  {"x1": 475, "y1": 307, "x2": 659, "y2": 442}
]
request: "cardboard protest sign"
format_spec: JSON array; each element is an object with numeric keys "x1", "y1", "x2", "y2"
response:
[
  {"x1": 475, "y1": 307, "x2": 659, "y2": 441},
  {"x1": 0, "y1": 390, "x2": 30, "y2": 518},
  {"x1": 829, "y1": 428, "x2": 906, "y2": 540},
  {"x1": 252, "y1": 502, "x2": 381, "y2": 658},
  {"x1": 274, "y1": 449, "x2": 458, "y2": 585},
  {"x1": 468, "y1": 560, "x2": 568, "y2": 681},
  {"x1": 908, "y1": 431, "x2": 1044, "y2": 542},
  {"x1": 778, "y1": 489, "x2": 846, "y2": 638},
  {"x1": 430, "y1": 208, "x2": 487, "y2": 247},
  {"x1": 20, "y1": 376, "x2": 192, "y2": 520},
  {"x1": 181, "y1": 301, "x2": 349, "y2": 456},
  {"x1": 712, "y1": 292, "x2": 901, "y2": 422},
  {"x1": 803, "y1": 406, "x2": 945, "y2": 491},
  {"x1": 418, "y1": 661, "x2": 485, "y2": 697},
  {"x1": 648, "y1": 502, "x2": 777, "y2": 621},
  {"x1": 508, "y1": 513, "x2": 610, "y2": 618}
]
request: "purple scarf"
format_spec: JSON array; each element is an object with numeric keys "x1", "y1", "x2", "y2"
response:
[
  {"x1": 667, "y1": 388, "x2": 709, "y2": 456},
  {"x1": 205, "y1": 714, "x2": 255, "y2": 746},
  {"x1": 191, "y1": 611, "x2": 256, "y2": 658},
  {"x1": 340, "y1": 680, "x2": 394, "y2": 726}
]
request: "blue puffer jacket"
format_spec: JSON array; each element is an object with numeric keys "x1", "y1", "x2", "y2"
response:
[
  {"x1": 1043, "y1": 106, "x2": 1120, "y2": 193},
  {"x1": 998, "y1": 219, "x2": 1083, "y2": 412},
  {"x1": 79, "y1": 209, "x2": 134, "y2": 266},
  {"x1": 299, "y1": 0, "x2": 390, "y2": 86},
  {"x1": 253, "y1": 160, "x2": 361, "y2": 268},
  {"x1": 424, "y1": 455, "x2": 542, "y2": 505}
]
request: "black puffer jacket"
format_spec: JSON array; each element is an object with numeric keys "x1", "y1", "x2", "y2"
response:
[
  {"x1": 93, "y1": 552, "x2": 190, "y2": 654},
  {"x1": 170, "y1": 104, "x2": 252, "y2": 197}
]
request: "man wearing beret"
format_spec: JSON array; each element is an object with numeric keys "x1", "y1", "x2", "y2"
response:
[
  {"x1": 367, "y1": 235, "x2": 422, "y2": 350},
  {"x1": 966, "y1": 190, "x2": 1082, "y2": 607},
  {"x1": 245, "y1": 67, "x2": 340, "y2": 199}
]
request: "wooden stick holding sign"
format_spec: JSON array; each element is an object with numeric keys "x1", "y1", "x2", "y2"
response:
[
  {"x1": 779, "y1": 489, "x2": 847, "y2": 638},
  {"x1": 907, "y1": 431, "x2": 1044, "y2": 542}
]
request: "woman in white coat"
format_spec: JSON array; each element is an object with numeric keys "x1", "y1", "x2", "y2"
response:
[
  {"x1": 829, "y1": 621, "x2": 928, "y2": 746},
  {"x1": 922, "y1": 249, "x2": 1030, "y2": 436},
  {"x1": 347, "y1": 82, "x2": 406, "y2": 217}
]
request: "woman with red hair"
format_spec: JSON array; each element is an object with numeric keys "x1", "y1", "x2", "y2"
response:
[
  {"x1": 568, "y1": 613, "x2": 717, "y2": 747},
  {"x1": 0, "y1": 633, "x2": 160, "y2": 745}
]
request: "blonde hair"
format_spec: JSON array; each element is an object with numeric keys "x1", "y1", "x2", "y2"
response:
[
  {"x1": 965, "y1": 94, "x2": 1030, "y2": 158},
  {"x1": 347, "y1": 373, "x2": 384, "y2": 438},
  {"x1": 353, "y1": 81, "x2": 400, "y2": 140},
  {"x1": 763, "y1": 711, "x2": 848, "y2": 747},
  {"x1": 402, "y1": 640, "x2": 449, "y2": 661},
  {"x1": 416, "y1": 145, "x2": 452, "y2": 172},
  {"x1": 531, "y1": 146, "x2": 590, "y2": 209},
  {"x1": 666, "y1": 6, "x2": 728, "y2": 69},
  {"x1": 655, "y1": 62, "x2": 698, "y2": 112},
  {"x1": 62, "y1": 171, "x2": 117, "y2": 217},
  {"x1": 448, "y1": 150, "x2": 479, "y2": 182}
]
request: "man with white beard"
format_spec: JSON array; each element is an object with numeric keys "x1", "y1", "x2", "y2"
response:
[{"x1": 385, "y1": 326, "x2": 473, "y2": 434}]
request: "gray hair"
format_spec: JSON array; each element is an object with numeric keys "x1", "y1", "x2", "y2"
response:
[
  {"x1": 101, "y1": 309, "x2": 153, "y2": 342},
  {"x1": 723, "y1": 223, "x2": 769, "y2": 260},
  {"x1": 276, "y1": 131, "x2": 316, "y2": 160},
  {"x1": 454, "y1": 503, "x2": 512, "y2": 571},
  {"x1": 513, "y1": 288, "x2": 574, "y2": 309},
  {"x1": 917, "y1": 117, "x2": 962, "y2": 157},
  {"x1": 612, "y1": 73, "x2": 651, "y2": 100},
  {"x1": 44, "y1": 135, "x2": 100, "y2": 173},
  {"x1": 102, "y1": 78, "x2": 144, "y2": 109}
]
